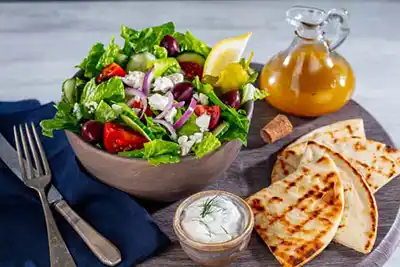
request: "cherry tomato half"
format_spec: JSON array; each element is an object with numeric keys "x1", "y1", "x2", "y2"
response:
[
  {"x1": 129, "y1": 100, "x2": 153, "y2": 117},
  {"x1": 179, "y1": 62, "x2": 203, "y2": 80},
  {"x1": 194, "y1": 105, "x2": 221, "y2": 130},
  {"x1": 103, "y1": 122, "x2": 148, "y2": 153},
  {"x1": 96, "y1": 62, "x2": 126, "y2": 83}
]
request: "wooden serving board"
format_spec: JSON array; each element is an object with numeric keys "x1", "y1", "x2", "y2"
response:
[{"x1": 138, "y1": 64, "x2": 400, "y2": 267}]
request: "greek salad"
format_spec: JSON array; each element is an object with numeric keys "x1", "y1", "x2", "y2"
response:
[{"x1": 40, "y1": 22, "x2": 267, "y2": 165}]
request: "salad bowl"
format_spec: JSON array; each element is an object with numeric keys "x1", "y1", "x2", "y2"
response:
[
  {"x1": 40, "y1": 22, "x2": 264, "y2": 201},
  {"x1": 66, "y1": 101, "x2": 253, "y2": 201}
]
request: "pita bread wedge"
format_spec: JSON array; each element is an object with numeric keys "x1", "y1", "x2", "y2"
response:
[
  {"x1": 247, "y1": 152, "x2": 344, "y2": 267},
  {"x1": 272, "y1": 119, "x2": 366, "y2": 184},
  {"x1": 328, "y1": 137, "x2": 400, "y2": 193},
  {"x1": 299, "y1": 141, "x2": 378, "y2": 254},
  {"x1": 289, "y1": 119, "x2": 366, "y2": 148}
]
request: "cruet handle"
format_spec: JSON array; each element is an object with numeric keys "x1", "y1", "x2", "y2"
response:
[{"x1": 325, "y1": 8, "x2": 350, "y2": 50}]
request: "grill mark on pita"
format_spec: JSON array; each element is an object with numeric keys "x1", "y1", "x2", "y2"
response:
[
  {"x1": 339, "y1": 224, "x2": 345, "y2": 228},
  {"x1": 346, "y1": 125, "x2": 354, "y2": 135},
  {"x1": 284, "y1": 150, "x2": 297, "y2": 158},
  {"x1": 317, "y1": 156, "x2": 330, "y2": 164},
  {"x1": 377, "y1": 143, "x2": 383, "y2": 150},
  {"x1": 385, "y1": 146, "x2": 397, "y2": 153},
  {"x1": 268, "y1": 188, "x2": 319, "y2": 226},
  {"x1": 250, "y1": 198, "x2": 265, "y2": 212},
  {"x1": 328, "y1": 131, "x2": 335, "y2": 139},
  {"x1": 285, "y1": 175, "x2": 304, "y2": 192},
  {"x1": 353, "y1": 141, "x2": 367, "y2": 151},
  {"x1": 302, "y1": 167, "x2": 310, "y2": 174},
  {"x1": 355, "y1": 160, "x2": 369, "y2": 168},
  {"x1": 269, "y1": 197, "x2": 283, "y2": 204}
]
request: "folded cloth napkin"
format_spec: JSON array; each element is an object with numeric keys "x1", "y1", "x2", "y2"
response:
[{"x1": 0, "y1": 100, "x2": 171, "y2": 267}]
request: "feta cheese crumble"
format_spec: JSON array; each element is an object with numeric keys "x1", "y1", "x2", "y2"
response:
[
  {"x1": 153, "y1": 77, "x2": 174, "y2": 93},
  {"x1": 196, "y1": 114, "x2": 211, "y2": 132},
  {"x1": 166, "y1": 73, "x2": 184, "y2": 85},
  {"x1": 164, "y1": 107, "x2": 177, "y2": 124},
  {"x1": 148, "y1": 93, "x2": 169, "y2": 111},
  {"x1": 193, "y1": 93, "x2": 209, "y2": 105},
  {"x1": 178, "y1": 135, "x2": 195, "y2": 156},
  {"x1": 124, "y1": 71, "x2": 145, "y2": 89},
  {"x1": 189, "y1": 132, "x2": 203, "y2": 144}
]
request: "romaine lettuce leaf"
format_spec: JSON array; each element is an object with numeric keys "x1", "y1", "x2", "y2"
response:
[
  {"x1": 192, "y1": 132, "x2": 221, "y2": 158},
  {"x1": 241, "y1": 83, "x2": 268, "y2": 104},
  {"x1": 149, "y1": 58, "x2": 181, "y2": 77},
  {"x1": 145, "y1": 116, "x2": 167, "y2": 139},
  {"x1": 118, "y1": 149, "x2": 145, "y2": 158},
  {"x1": 173, "y1": 31, "x2": 211, "y2": 58},
  {"x1": 143, "y1": 139, "x2": 180, "y2": 165},
  {"x1": 77, "y1": 43, "x2": 105, "y2": 79},
  {"x1": 80, "y1": 77, "x2": 125, "y2": 104},
  {"x1": 95, "y1": 100, "x2": 118, "y2": 123},
  {"x1": 40, "y1": 102, "x2": 81, "y2": 138},
  {"x1": 120, "y1": 22, "x2": 175, "y2": 54},
  {"x1": 177, "y1": 114, "x2": 199, "y2": 136},
  {"x1": 218, "y1": 124, "x2": 248, "y2": 146},
  {"x1": 153, "y1": 45, "x2": 168, "y2": 59},
  {"x1": 96, "y1": 37, "x2": 121, "y2": 71}
]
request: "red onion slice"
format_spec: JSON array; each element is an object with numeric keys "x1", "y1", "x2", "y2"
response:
[
  {"x1": 155, "y1": 92, "x2": 174, "y2": 120},
  {"x1": 142, "y1": 67, "x2": 154, "y2": 96},
  {"x1": 125, "y1": 87, "x2": 148, "y2": 119},
  {"x1": 173, "y1": 101, "x2": 185, "y2": 109},
  {"x1": 153, "y1": 119, "x2": 177, "y2": 140},
  {"x1": 174, "y1": 98, "x2": 197, "y2": 129}
]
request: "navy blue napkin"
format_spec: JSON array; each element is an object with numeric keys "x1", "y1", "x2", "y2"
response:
[{"x1": 0, "y1": 100, "x2": 171, "y2": 267}]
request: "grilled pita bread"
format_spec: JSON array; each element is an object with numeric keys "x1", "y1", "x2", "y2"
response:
[
  {"x1": 289, "y1": 119, "x2": 366, "y2": 148},
  {"x1": 247, "y1": 152, "x2": 344, "y2": 267},
  {"x1": 272, "y1": 119, "x2": 366, "y2": 184},
  {"x1": 299, "y1": 142, "x2": 378, "y2": 253},
  {"x1": 326, "y1": 137, "x2": 400, "y2": 193}
]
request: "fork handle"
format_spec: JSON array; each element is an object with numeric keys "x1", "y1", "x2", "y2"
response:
[
  {"x1": 54, "y1": 200, "x2": 122, "y2": 266},
  {"x1": 38, "y1": 190, "x2": 76, "y2": 267}
]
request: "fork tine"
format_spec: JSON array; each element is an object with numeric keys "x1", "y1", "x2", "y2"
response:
[
  {"x1": 31, "y1": 122, "x2": 50, "y2": 175},
  {"x1": 25, "y1": 123, "x2": 43, "y2": 176},
  {"x1": 13, "y1": 125, "x2": 27, "y2": 180},
  {"x1": 19, "y1": 124, "x2": 34, "y2": 179}
]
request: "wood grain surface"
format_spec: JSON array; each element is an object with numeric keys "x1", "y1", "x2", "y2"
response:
[{"x1": 138, "y1": 64, "x2": 400, "y2": 267}]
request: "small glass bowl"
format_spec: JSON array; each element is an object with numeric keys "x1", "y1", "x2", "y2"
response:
[{"x1": 173, "y1": 190, "x2": 254, "y2": 266}]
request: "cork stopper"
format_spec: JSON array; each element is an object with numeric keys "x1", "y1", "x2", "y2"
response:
[{"x1": 260, "y1": 114, "x2": 293, "y2": 144}]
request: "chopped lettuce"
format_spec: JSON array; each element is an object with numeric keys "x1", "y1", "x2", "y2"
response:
[
  {"x1": 80, "y1": 77, "x2": 125, "y2": 104},
  {"x1": 177, "y1": 114, "x2": 199, "y2": 136},
  {"x1": 145, "y1": 116, "x2": 167, "y2": 139},
  {"x1": 120, "y1": 22, "x2": 175, "y2": 54},
  {"x1": 40, "y1": 102, "x2": 81, "y2": 138},
  {"x1": 96, "y1": 36, "x2": 121, "y2": 70},
  {"x1": 192, "y1": 132, "x2": 221, "y2": 158},
  {"x1": 77, "y1": 43, "x2": 105, "y2": 79},
  {"x1": 118, "y1": 149, "x2": 145, "y2": 158},
  {"x1": 153, "y1": 45, "x2": 168, "y2": 59},
  {"x1": 149, "y1": 57, "x2": 181, "y2": 77},
  {"x1": 173, "y1": 31, "x2": 211, "y2": 58},
  {"x1": 241, "y1": 83, "x2": 268, "y2": 104},
  {"x1": 143, "y1": 139, "x2": 180, "y2": 165},
  {"x1": 219, "y1": 124, "x2": 248, "y2": 145},
  {"x1": 95, "y1": 100, "x2": 117, "y2": 123}
]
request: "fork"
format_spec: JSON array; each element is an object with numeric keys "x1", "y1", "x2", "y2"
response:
[{"x1": 14, "y1": 123, "x2": 76, "y2": 267}]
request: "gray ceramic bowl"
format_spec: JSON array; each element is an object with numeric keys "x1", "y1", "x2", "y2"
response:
[{"x1": 66, "y1": 101, "x2": 253, "y2": 202}]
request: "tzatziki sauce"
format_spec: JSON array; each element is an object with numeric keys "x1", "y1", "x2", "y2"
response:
[{"x1": 180, "y1": 195, "x2": 246, "y2": 243}]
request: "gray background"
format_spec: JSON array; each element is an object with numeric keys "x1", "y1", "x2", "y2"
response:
[{"x1": 1, "y1": 0, "x2": 399, "y2": 265}]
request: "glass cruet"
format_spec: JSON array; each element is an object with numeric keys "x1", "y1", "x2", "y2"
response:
[{"x1": 260, "y1": 6, "x2": 355, "y2": 117}]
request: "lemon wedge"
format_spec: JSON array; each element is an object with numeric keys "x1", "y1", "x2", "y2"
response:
[{"x1": 203, "y1": 32, "x2": 252, "y2": 77}]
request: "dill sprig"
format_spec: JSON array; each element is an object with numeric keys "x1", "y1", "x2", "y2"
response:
[{"x1": 199, "y1": 195, "x2": 220, "y2": 218}]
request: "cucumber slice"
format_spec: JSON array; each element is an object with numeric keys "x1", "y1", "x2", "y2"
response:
[
  {"x1": 176, "y1": 52, "x2": 205, "y2": 67},
  {"x1": 212, "y1": 121, "x2": 230, "y2": 138},
  {"x1": 115, "y1": 53, "x2": 128, "y2": 67},
  {"x1": 120, "y1": 114, "x2": 154, "y2": 141},
  {"x1": 62, "y1": 78, "x2": 77, "y2": 104}
]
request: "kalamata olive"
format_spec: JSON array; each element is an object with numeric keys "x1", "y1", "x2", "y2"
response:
[
  {"x1": 160, "y1": 35, "x2": 180, "y2": 57},
  {"x1": 81, "y1": 120, "x2": 103, "y2": 144},
  {"x1": 172, "y1": 82, "x2": 194, "y2": 102},
  {"x1": 220, "y1": 90, "x2": 241, "y2": 109}
]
